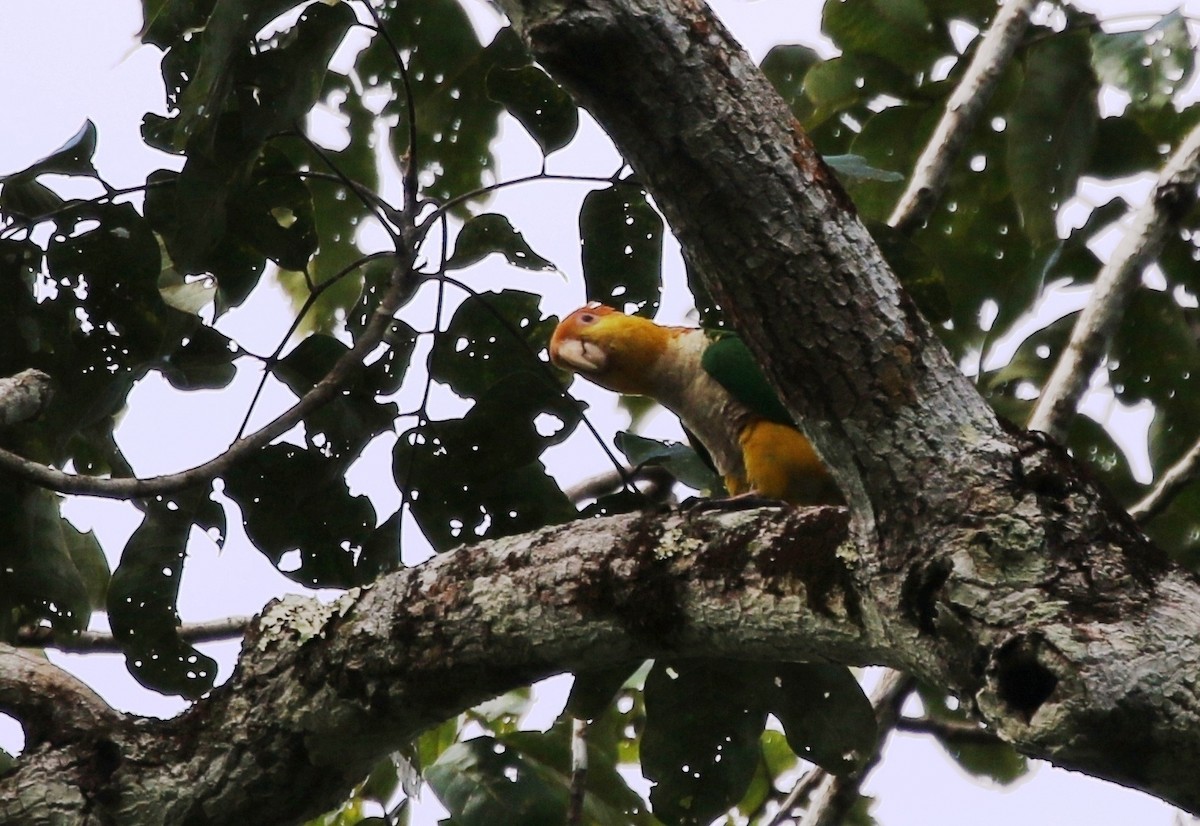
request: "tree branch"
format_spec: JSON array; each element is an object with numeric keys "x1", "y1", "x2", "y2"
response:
[
  {"x1": 563, "y1": 464, "x2": 674, "y2": 504},
  {"x1": 0, "y1": 645, "x2": 121, "y2": 747},
  {"x1": 0, "y1": 257, "x2": 417, "y2": 499},
  {"x1": 14, "y1": 616, "x2": 252, "y2": 653},
  {"x1": 1027, "y1": 120, "x2": 1200, "y2": 440},
  {"x1": 4, "y1": 497, "x2": 1199, "y2": 824},
  {"x1": 0, "y1": 370, "x2": 54, "y2": 429},
  {"x1": 888, "y1": 0, "x2": 1037, "y2": 234},
  {"x1": 1130, "y1": 437, "x2": 1200, "y2": 523}
]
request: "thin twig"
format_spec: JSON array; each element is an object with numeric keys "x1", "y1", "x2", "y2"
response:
[
  {"x1": 1027, "y1": 120, "x2": 1200, "y2": 440},
  {"x1": 15, "y1": 615, "x2": 253, "y2": 653},
  {"x1": 888, "y1": 0, "x2": 1036, "y2": 233},
  {"x1": 359, "y1": 3, "x2": 420, "y2": 218},
  {"x1": 0, "y1": 249, "x2": 419, "y2": 498},
  {"x1": 894, "y1": 714, "x2": 999, "y2": 745},
  {"x1": 567, "y1": 717, "x2": 589, "y2": 826},
  {"x1": 1130, "y1": 437, "x2": 1200, "y2": 523},
  {"x1": 564, "y1": 464, "x2": 674, "y2": 504}
]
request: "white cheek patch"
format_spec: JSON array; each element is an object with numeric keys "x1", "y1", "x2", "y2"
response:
[{"x1": 555, "y1": 338, "x2": 607, "y2": 373}]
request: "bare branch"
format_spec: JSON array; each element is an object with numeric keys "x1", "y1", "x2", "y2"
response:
[
  {"x1": 895, "y1": 714, "x2": 1000, "y2": 745},
  {"x1": 1130, "y1": 437, "x2": 1200, "y2": 523},
  {"x1": 0, "y1": 256, "x2": 417, "y2": 499},
  {"x1": 0, "y1": 370, "x2": 54, "y2": 429},
  {"x1": 15, "y1": 616, "x2": 252, "y2": 653},
  {"x1": 0, "y1": 644, "x2": 121, "y2": 746},
  {"x1": 564, "y1": 464, "x2": 674, "y2": 504},
  {"x1": 1027, "y1": 121, "x2": 1200, "y2": 440},
  {"x1": 888, "y1": 0, "x2": 1037, "y2": 233}
]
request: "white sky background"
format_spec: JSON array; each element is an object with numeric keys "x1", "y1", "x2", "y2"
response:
[{"x1": 1, "y1": 1, "x2": 1198, "y2": 824}]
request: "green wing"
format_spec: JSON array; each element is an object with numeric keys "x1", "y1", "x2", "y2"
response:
[{"x1": 700, "y1": 332, "x2": 794, "y2": 425}]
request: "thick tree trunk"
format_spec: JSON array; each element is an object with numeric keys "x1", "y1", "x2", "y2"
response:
[{"x1": 5, "y1": 0, "x2": 1200, "y2": 823}]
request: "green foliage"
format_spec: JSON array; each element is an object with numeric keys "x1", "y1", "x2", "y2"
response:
[
  {"x1": 580, "y1": 184, "x2": 664, "y2": 316},
  {"x1": 5, "y1": 0, "x2": 1200, "y2": 819}
]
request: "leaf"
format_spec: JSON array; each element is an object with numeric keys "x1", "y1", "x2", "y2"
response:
[
  {"x1": 272, "y1": 333, "x2": 399, "y2": 462},
  {"x1": 566, "y1": 660, "x2": 646, "y2": 721},
  {"x1": 822, "y1": 0, "x2": 950, "y2": 74},
  {"x1": 614, "y1": 431, "x2": 721, "y2": 494},
  {"x1": 0, "y1": 484, "x2": 93, "y2": 636},
  {"x1": 445, "y1": 214, "x2": 556, "y2": 272},
  {"x1": 642, "y1": 661, "x2": 766, "y2": 825},
  {"x1": 426, "y1": 737, "x2": 569, "y2": 826},
  {"x1": 1091, "y1": 12, "x2": 1195, "y2": 111},
  {"x1": 825, "y1": 154, "x2": 904, "y2": 183},
  {"x1": 395, "y1": 372, "x2": 581, "y2": 551},
  {"x1": 0, "y1": 178, "x2": 64, "y2": 227},
  {"x1": 760, "y1": 44, "x2": 822, "y2": 123},
  {"x1": 224, "y1": 444, "x2": 379, "y2": 588},
  {"x1": 487, "y1": 65, "x2": 580, "y2": 155},
  {"x1": 0, "y1": 120, "x2": 98, "y2": 181},
  {"x1": 429, "y1": 290, "x2": 559, "y2": 400},
  {"x1": 1007, "y1": 31, "x2": 1099, "y2": 247},
  {"x1": 771, "y1": 663, "x2": 877, "y2": 775},
  {"x1": 159, "y1": 325, "x2": 238, "y2": 391},
  {"x1": 107, "y1": 493, "x2": 221, "y2": 698},
  {"x1": 580, "y1": 185, "x2": 664, "y2": 317}
]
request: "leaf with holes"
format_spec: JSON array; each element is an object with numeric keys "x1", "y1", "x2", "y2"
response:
[
  {"x1": 1091, "y1": 11, "x2": 1194, "y2": 112},
  {"x1": 446, "y1": 214, "x2": 556, "y2": 272},
  {"x1": 224, "y1": 444, "x2": 379, "y2": 588},
  {"x1": 771, "y1": 663, "x2": 877, "y2": 775},
  {"x1": 487, "y1": 65, "x2": 579, "y2": 155},
  {"x1": 426, "y1": 737, "x2": 568, "y2": 825},
  {"x1": 642, "y1": 660, "x2": 767, "y2": 825},
  {"x1": 580, "y1": 185, "x2": 663, "y2": 317},
  {"x1": 430, "y1": 290, "x2": 560, "y2": 399},
  {"x1": 107, "y1": 492, "x2": 221, "y2": 698}
]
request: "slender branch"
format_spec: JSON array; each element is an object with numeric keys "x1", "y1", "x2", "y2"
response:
[
  {"x1": 888, "y1": 0, "x2": 1036, "y2": 233},
  {"x1": 1027, "y1": 121, "x2": 1200, "y2": 440},
  {"x1": 895, "y1": 714, "x2": 999, "y2": 745},
  {"x1": 14, "y1": 616, "x2": 252, "y2": 653},
  {"x1": 0, "y1": 370, "x2": 54, "y2": 428},
  {"x1": 564, "y1": 464, "x2": 674, "y2": 504},
  {"x1": 0, "y1": 644, "x2": 122, "y2": 745},
  {"x1": 0, "y1": 251, "x2": 419, "y2": 498},
  {"x1": 1130, "y1": 437, "x2": 1200, "y2": 523},
  {"x1": 567, "y1": 717, "x2": 588, "y2": 826},
  {"x1": 359, "y1": 3, "x2": 420, "y2": 218}
]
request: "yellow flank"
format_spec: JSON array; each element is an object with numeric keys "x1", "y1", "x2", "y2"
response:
[{"x1": 735, "y1": 419, "x2": 842, "y2": 505}]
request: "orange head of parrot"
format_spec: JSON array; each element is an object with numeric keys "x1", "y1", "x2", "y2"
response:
[{"x1": 549, "y1": 303, "x2": 675, "y2": 396}]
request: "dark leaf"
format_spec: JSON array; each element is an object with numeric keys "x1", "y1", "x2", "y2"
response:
[
  {"x1": 1, "y1": 121, "x2": 98, "y2": 181},
  {"x1": 446, "y1": 214, "x2": 556, "y2": 272},
  {"x1": 426, "y1": 737, "x2": 568, "y2": 825},
  {"x1": 642, "y1": 660, "x2": 766, "y2": 825},
  {"x1": 761, "y1": 44, "x2": 822, "y2": 123},
  {"x1": 772, "y1": 663, "x2": 877, "y2": 775},
  {"x1": 1007, "y1": 31, "x2": 1099, "y2": 247},
  {"x1": 566, "y1": 661, "x2": 645, "y2": 721},
  {"x1": 107, "y1": 492, "x2": 220, "y2": 698},
  {"x1": 487, "y1": 65, "x2": 579, "y2": 155},
  {"x1": 823, "y1": 0, "x2": 951, "y2": 74},
  {"x1": 395, "y1": 372, "x2": 580, "y2": 551},
  {"x1": 580, "y1": 185, "x2": 664, "y2": 317},
  {"x1": 224, "y1": 444, "x2": 379, "y2": 588},
  {"x1": 429, "y1": 289, "x2": 559, "y2": 399}
]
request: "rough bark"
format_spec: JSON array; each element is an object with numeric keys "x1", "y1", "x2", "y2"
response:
[{"x1": 5, "y1": 0, "x2": 1200, "y2": 823}]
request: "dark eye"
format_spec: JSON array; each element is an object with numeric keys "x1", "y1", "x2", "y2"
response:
[{"x1": 579, "y1": 313, "x2": 596, "y2": 324}]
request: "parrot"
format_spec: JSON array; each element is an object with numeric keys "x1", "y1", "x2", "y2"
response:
[{"x1": 549, "y1": 303, "x2": 841, "y2": 505}]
